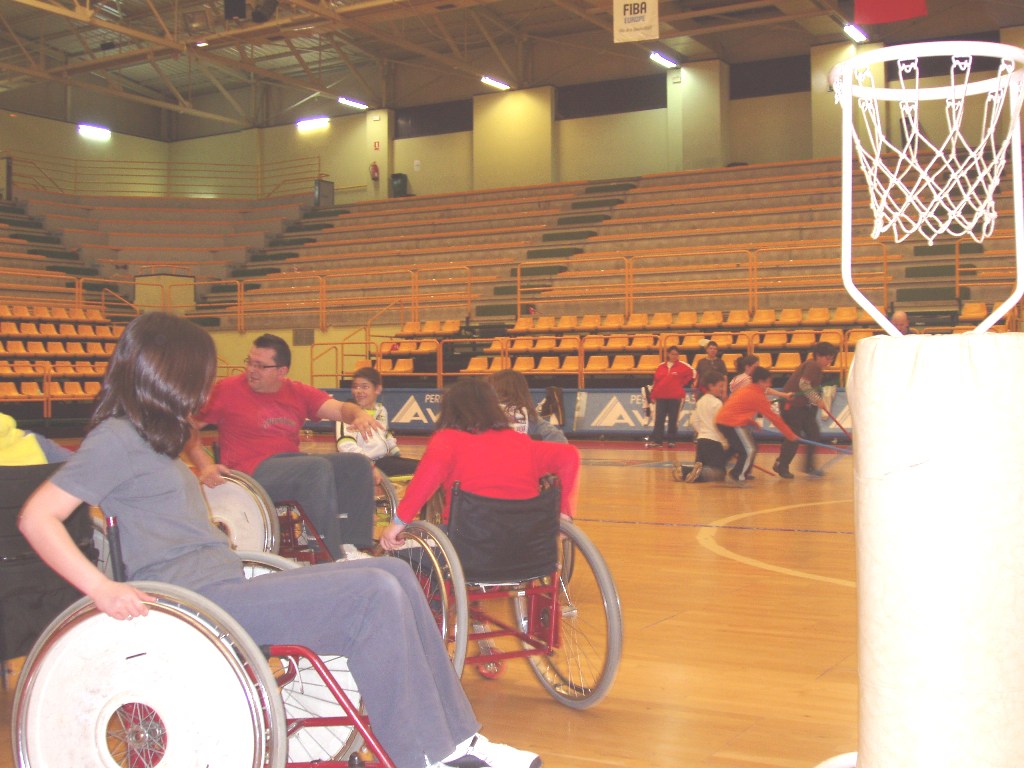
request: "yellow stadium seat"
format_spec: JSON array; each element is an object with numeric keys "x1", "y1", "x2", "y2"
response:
[
  {"x1": 749, "y1": 308, "x2": 776, "y2": 326},
  {"x1": 604, "y1": 334, "x2": 629, "y2": 351},
  {"x1": 628, "y1": 334, "x2": 656, "y2": 351},
  {"x1": 776, "y1": 308, "x2": 804, "y2": 326},
  {"x1": 582, "y1": 335, "x2": 606, "y2": 351},
  {"x1": 599, "y1": 313, "x2": 625, "y2": 332},
  {"x1": 489, "y1": 357, "x2": 509, "y2": 371},
  {"x1": 624, "y1": 313, "x2": 648, "y2": 331},
  {"x1": 510, "y1": 337, "x2": 535, "y2": 353},
  {"x1": 787, "y1": 331, "x2": 817, "y2": 349},
  {"x1": 847, "y1": 328, "x2": 875, "y2": 347},
  {"x1": 49, "y1": 307, "x2": 70, "y2": 320},
  {"x1": 610, "y1": 355, "x2": 636, "y2": 372},
  {"x1": 724, "y1": 309, "x2": 750, "y2": 328},
  {"x1": 675, "y1": 310, "x2": 698, "y2": 328},
  {"x1": 377, "y1": 358, "x2": 395, "y2": 373},
  {"x1": 415, "y1": 339, "x2": 439, "y2": 354},
  {"x1": 462, "y1": 356, "x2": 489, "y2": 373},
  {"x1": 84, "y1": 381, "x2": 102, "y2": 396},
  {"x1": 63, "y1": 380, "x2": 88, "y2": 398},
  {"x1": 556, "y1": 336, "x2": 580, "y2": 353},
  {"x1": 756, "y1": 331, "x2": 788, "y2": 348},
  {"x1": 398, "y1": 321, "x2": 421, "y2": 337},
  {"x1": 26, "y1": 341, "x2": 46, "y2": 356},
  {"x1": 658, "y1": 333, "x2": 681, "y2": 349},
  {"x1": 0, "y1": 381, "x2": 18, "y2": 398},
  {"x1": 577, "y1": 314, "x2": 601, "y2": 332},
  {"x1": 19, "y1": 381, "x2": 45, "y2": 398},
  {"x1": 773, "y1": 352, "x2": 804, "y2": 371},
  {"x1": 818, "y1": 330, "x2": 843, "y2": 347},
  {"x1": 584, "y1": 355, "x2": 610, "y2": 373},
  {"x1": 709, "y1": 332, "x2": 733, "y2": 349},
  {"x1": 802, "y1": 307, "x2": 830, "y2": 326},
  {"x1": 732, "y1": 332, "x2": 751, "y2": 351},
  {"x1": 484, "y1": 338, "x2": 507, "y2": 355},
  {"x1": 555, "y1": 315, "x2": 578, "y2": 332},
  {"x1": 533, "y1": 336, "x2": 557, "y2": 352},
  {"x1": 391, "y1": 358, "x2": 414, "y2": 373},
  {"x1": 533, "y1": 316, "x2": 557, "y2": 333},
  {"x1": 696, "y1": 310, "x2": 723, "y2": 329},
  {"x1": 559, "y1": 356, "x2": 582, "y2": 372},
  {"x1": 85, "y1": 308, "x2": 106, "y2": 323},
  {"x1": 647, "y1": 312, "x2": 673, "y2": 330},
  {"x1": 830, "y1": 306, "x2": 858, "y2": 325},
  {"x1": 679, "y1": 333, "x2": 705, "y2": 352},
  {"x1": 636, "y1": 354, "x2": 661, "y2": 372},
  {"x1": 440, "y1": 318, "x2": 462, "y2": 335},
  {"x1": 7, "y1": 340, "x2": 27, "y2": 355},
  {"x1": 536, "y1": 356, "x2": 561, "y2": 372},
  {"x1": 512, "y1": 356, "x2": 536, "y2": 372},
  {"x1": 959, "y1": 302, "x2": 988, "y2": 322},
  {"x1": 719, "y1": 353, "x2": 740, "y2": 372},
  {"x1": 19, "y1": 322, "x2": 41, "y2": 337},
  {"x1": 419, "y1": 320, "x2": 442, "y2": 336}
]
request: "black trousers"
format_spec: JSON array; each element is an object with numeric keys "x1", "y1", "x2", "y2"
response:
[
  {"x1": 650, "y1": 398, "x2": 681, "y2": 442},
  {"x1": 777, "y1": 404, "x2": 820, "y2": 472}
]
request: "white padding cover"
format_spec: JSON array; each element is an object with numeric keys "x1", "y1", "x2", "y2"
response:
[{"x1": 848, "y1": 332, "x2": 1024, "y2": 767}]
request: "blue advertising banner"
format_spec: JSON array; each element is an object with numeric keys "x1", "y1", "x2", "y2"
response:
[{"x1": 324, "y1": 387, "x2": 852, "y2": 441}]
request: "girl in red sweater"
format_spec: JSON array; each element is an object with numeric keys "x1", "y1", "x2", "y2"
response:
[{"x1": 379, "y1": 379, "x2": 580, "y2": 551}]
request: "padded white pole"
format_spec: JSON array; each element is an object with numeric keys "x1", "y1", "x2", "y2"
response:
[{"x1": 847, "y1": 332, "x2": 1024, "y2": 766}]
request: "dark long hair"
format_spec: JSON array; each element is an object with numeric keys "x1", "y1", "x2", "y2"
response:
[
  {"x1": 488, "y1": 369, "x2": 537, "y2": 424},
  {"x1": 436, "y1": 379, "x2": 510, "y2": 433},
  {"x1": 92, "y1": 312, "x2": 217, "y2": 457}
]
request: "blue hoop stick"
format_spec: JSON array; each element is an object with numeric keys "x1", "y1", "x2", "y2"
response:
[{"x1": 798, "y1": 437, "x2": 852, "y2": 455}]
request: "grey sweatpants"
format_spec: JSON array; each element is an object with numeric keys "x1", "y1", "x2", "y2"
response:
[
  {"x1": 253, "y1": 451, "x2": 375, "y2": 555},
  {"x1": 202, "y1": 556, "x2": 479, "y2": 768}
]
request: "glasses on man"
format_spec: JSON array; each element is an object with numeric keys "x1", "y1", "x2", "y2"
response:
[{"x1": 243, "y1": 357, "x2": 282, "y2": 371}]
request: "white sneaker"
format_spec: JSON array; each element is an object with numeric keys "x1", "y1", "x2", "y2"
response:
[
  {"x1": 341, "y1": 543, "x2": 374, "y2": 560},
  {"x1": 432, "y1": 733, "x2": 541, "y2": 768}
]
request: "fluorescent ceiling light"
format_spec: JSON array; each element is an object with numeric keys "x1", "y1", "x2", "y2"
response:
[
  {"x1": 843, "y1": 24, "x2": 868, "y2": 43},
  {"x1": 77, "y1": 124, "x2": 111, "y2": 141},
  {"x1": 649, "y1": 51, "x2": 678, "y2": 69},
  {"x1": 297, "y1": 117, "x2": 330, "y2": 132},
  {"x1": 338, "y1": 97, "x2": 368, "y2": 110},
  {"x1": 195, "y1": 41, "x2": 209, "y2": 48},
  {"x1": 481, "y1": 76, "x2": 511, "y2": 91}
]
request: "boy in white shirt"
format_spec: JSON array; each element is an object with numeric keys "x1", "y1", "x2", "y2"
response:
[
  {"x1": 337, "y1": 367, "x2": 418, "y2": 477},
  {"x1": 674, "y1": 371, "x2": 728, "y2": 483}
]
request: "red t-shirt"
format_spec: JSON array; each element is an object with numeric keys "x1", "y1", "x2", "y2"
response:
[
  {"x1": 395, "y1": 428, "x2": 580, "y2": 524},
  {"x1": 198, "y1": 374, "x2": 329, "y2": 475}
]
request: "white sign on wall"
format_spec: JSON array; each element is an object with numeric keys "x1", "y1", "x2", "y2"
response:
[{"x1": 614, "y1": 1, "x2": 659, "y2": 43}]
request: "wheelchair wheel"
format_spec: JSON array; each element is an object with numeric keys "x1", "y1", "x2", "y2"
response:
[
  {"x1": 386, "y1": 520, "x2": 468, "y2": 676},
  {"x1": 514, "y1": 519, "x2": 622, "y2": 709},
  {"x1": 374, "y1": 475, "x2": 399, "y2": 539},
  {"x1": 239, "y1": 551, "x2": 364, "y2": 764},
  {"x1": 203, "y1": 470, "x2": 280, "y2": 553},
  {"x1": 13, "y1": 581, "x2": 287, "y2": 768}
]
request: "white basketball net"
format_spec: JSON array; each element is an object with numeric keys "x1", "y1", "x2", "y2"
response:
[{"x1": 833, "y1": 50, "x2": 1024, "y2": 245}]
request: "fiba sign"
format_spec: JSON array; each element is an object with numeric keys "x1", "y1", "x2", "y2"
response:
[{"x1": 614, "y1": 1, "x2": 658, "y2": 43}]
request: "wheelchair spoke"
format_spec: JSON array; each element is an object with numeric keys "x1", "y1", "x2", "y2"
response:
[
  {"x1": 516, "y1": 521, "x2": 622, "y2": 709},
  {"x1": 106, "y1": 702, "x2": 167, "y2": 768}
]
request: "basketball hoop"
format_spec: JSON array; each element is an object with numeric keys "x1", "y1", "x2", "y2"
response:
[{"x1": 830, "y1": 41, "x2": 1024, "y2": 334}]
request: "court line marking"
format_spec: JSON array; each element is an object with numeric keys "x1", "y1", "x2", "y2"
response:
[{"x1": 696, "y1": 500, "x2": 856, "y2": 588}]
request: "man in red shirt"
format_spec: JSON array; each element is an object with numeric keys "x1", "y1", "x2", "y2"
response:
[
  {"x1": 186, "y1": 334, "x2": 382, "y2": 558},
  {"x1": 646, "y1": 345, "x2": 694, "y2": 448}
]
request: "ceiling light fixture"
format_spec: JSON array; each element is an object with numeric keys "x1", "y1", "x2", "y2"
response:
[
  {"x1": 297, "y1": 117, "x2": 330, "y2": 132},
  {"x1": 78, "y1": 124, "x2": 111, "y2": 141},
  {"x1": 843, "y1": 23, "x2": 868, "y2": 43},
  {"x1": 481, "y1": 76, "x2": 511, "y2": 91},
  {"x1": 338, "y1": 97, "x2": 369, "y2": 110},
  {"x1": 649, "y1": 51, "x2": 678, "y2": 69}
]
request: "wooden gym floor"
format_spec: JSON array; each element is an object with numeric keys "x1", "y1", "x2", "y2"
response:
[{"x1": 1, "y1": 437, "x2": 858, "y2": 768}]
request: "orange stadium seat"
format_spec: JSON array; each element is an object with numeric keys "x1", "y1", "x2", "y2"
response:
[
  {"x1": 830, "y1": 306, "x2": 858, "y2": 325},
  {"x1": 696, "y1": 310, "x2": 723, "y2": 329},
  {"x1": 555, "y1": 315, "x2": 578, "y2": 333},
  {"x1": 533, "y1": 316, "x2": 557, "y2": 333},
  {"x1": 647, "y1": 312, "x2": 673, "y2": 330},
  {"x1": 556, "y1": 337, "x2": 580, "y2": 353},
  {"x1": 802, "y1": 307, "x2": 830, "y2": 326},
  {"x1": 533, "y1": 336, "x2": 557, "y2": 353},
  {"x1": 512, "y1": 357, "x2": 536, "y2": 373},
  {"x1": 624, "y1": 313, "x2": 648, "y2": 331},
  {"x1": 610, "y1": 355, "x2": 635, "y2": 372},
  {"x1": 776, "y1": 308, "x2": 804, "y2": 326},
  {"x1": 462, "y1": 356, "x2": 489, "y2": 374},
  {"x1": 674, "y1": 310, "x2": 698, "y2": 329},
  {"x1": 584, "y1": 355, "x2": 610, "y2": 373},
  {"x1": 536, "y1": 356, "x2": 561, "y2": 372},
  {"x1": 749, "y1": 308, "x2": 776, "y2": 326}
]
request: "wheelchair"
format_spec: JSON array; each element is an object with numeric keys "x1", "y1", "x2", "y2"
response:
[
  {"x1": 201, "y1": 469, "x2": 465, "y2": 670},
  {"x1": 385, "y1": 479, "x2": 623, "y2": 709},
  {"x1": 13, "y1": 545, "x2": 394, "y2": 767}
]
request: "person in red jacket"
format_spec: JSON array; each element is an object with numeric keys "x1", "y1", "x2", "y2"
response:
[
  {"x1": 716, "y1": 366, "x2": 798, "y2": 485},
  {"x1": 379, "y1": 379, "x2": 580, "y2": 549},
  {"x1": 646, "y1": 346, "x2": 694, "y2": 448}
]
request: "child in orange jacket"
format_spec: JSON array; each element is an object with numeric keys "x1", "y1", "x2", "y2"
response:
[{"x1": 716, "y1": 366, "x2": 797, "y2": 484}]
